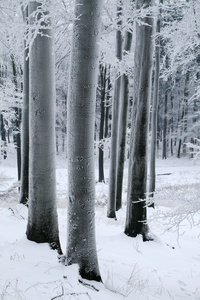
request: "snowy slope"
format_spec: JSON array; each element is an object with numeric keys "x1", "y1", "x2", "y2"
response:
[{"x1": 0, "y1": 151, "x2": 200, "y2": 300}]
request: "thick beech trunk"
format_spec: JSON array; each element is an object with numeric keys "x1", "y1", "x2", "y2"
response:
[
  {"x1": 26, "y1": 1, "x2": 61, "y2": 254},
  {"x1": 125, "y1": 0, "x2": 154, "y2": 240},
  {"x1": 65, "y1": 0, "x2": 102, "y2": 281}
]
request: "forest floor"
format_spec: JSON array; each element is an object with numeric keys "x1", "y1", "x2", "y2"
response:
[{"x1": 0, "y1": 145, "x2": 200, "y2": 300}]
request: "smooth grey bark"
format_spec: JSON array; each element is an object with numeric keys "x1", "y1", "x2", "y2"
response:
[
  {"x1": 20, "y1": 6, "x2": 29, "y2": 205},
  {"x1": 149, "y1": 15, "x2": 161, "y2": 202},
  {"x1": 182, "y1": 71, "x2": 189, "y2": 154},
  {"x1": 0, "y1": 114, "x2": 7, "y2": 159},
  {"x1": 26, "y1": 1, "x2": 61, "y2": 254},
  {"x1": 125, "y1": 0, "x2": 154, "y2": 240},
  {"x1": 162, "y1": 50, "x2": 170, "y2": 160},
  {"x1": 177, "y1": 138, "x2": 182, "y2": 158},
  {"x1": 170, "y1": 90, "x2": 174, "y2": 156},
  {"x1": 65, "y1": 0, "x2": 102, "y2": 281},
  {"x1": 177, "y1": 71, "x2": 190, "y2": 157},
  {"x1": 116, "y1": 30, "x2": 133, "y2": 211},
  {"x1": 162, "y1": 86, "x2": 168, "y2": 159},
  {"x1": 98, "y1": 64, "x2": 107, "y2": 183},
  {"x1": 107, "y1": 1, "x2": 123, "y2": 218},
  {"x1": 104, "y1": 65, "x2": 111, "y2": 139}
]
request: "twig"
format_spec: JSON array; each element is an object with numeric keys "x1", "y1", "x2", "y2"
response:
[
  {"x1": 78, "y1": 279, "x2": 99, "y2": 292},
  {"x1": 51, "y1": 286, "x2": 64, "y2": 300},
  {"x1": 53, "y1": 291, "x2": 91, "y2": 300}
]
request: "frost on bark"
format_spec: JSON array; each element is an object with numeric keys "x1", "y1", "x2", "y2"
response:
[
  {"x1": 98, "y1": 64, "x2": 107, "y2": 183},
  {"x1": 20, "y1": 5, "x2": 29, "y2": 205},
  {"x1": 116, "y1": 30, "x2": 132, "y2": 211},
  {"x1": 65, "y1": 0, "x2": 102, "y2": 282},
  {"x1": 107, "y1": 1, "x2": 123, "y2": 218},
  {"x1": 125, "y1": 0, "x2": 154, "y2": 241},
  {"x1": 149, "y1": 13, "x2": 161, "y2": 203},
  {"x1": 26, "y1": 1, "x2": 62, "y2": 254}
]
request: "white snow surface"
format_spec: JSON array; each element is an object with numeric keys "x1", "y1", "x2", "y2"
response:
[{"x1": 0, "y1": 149, "x2": 200, "y2": 300}]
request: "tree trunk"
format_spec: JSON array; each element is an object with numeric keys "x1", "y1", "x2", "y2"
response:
[
  {"x1": 15, "y1": 107, "x2": 22, "y2": 183},
  {"x1": 98, "y1": 64, "x2": 107, "y2": 183},
  {"x1": 125, "y1": 0, "x2": 154, "y2": 241},
  {"x1": 183, "y1": 71, "x2": 189, "y2": 154},
  {"x1": 10, "y1": 54, "x2": 21, "y2": 182},
  {"x1": 116, "y1": 30, "x2": 132, "y2": 211},
  {"x1": 26, "y1": 1, "x2": 61, "y2": 254},
  {"x1": 0, "y1": 114, "x2": 7, "y2": 159},
  {"x1": 149, "y1": 14, "x2": 161, "y2": 204},
  {"x1": 162, "y1": 85, "x2": 168, "y2": 159},
  {"x1": 104, "y1": 65, "x2": 111, "y2": 139},
  {"x1": 107, "y1": 1, "x2": 123, "y2": 218},
  {"x1": 177, "y1": 71, "x2": 190, "y2": 158},
  {"x1": 170, "y1": 90, "x2": 174, "y2": 156},
  {"x1": 177, "y1": 138, "x2": 182, "y2": 158},
  {"x1": 65, "y1": 0, "x2": 102, "y2": 282},
  {"x1": 20, "y1": 5, "x2": 29, "y2": 205}
]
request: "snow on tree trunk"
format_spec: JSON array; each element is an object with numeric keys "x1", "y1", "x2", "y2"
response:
[
  {"x1": 65, "y1": 0, "x2": 102, "y2": 281},
  {"x1": 98, "y1": 64, "x2": 107, "y2": 183},
  {"x1": 26, "y1": 1, "x2": 61, "y2": 254},
  {"x1": 20, "y1": 6, "x2": 29, "y2": 205},
  {"x1": 104, "y1": 65, "x2": 111, "y2": 139},
  {"x1": 107, "y1": 2, "x2": 123, "y2": 218},
  {"x1": 149, "y1": 15, "x2": 161, "y2": 203},
  {"x1": 125, "y1": 0, "x2": 154, "y2": 241},
  {"x1": 116, "y1": 30, "x2": 132, "y2": 211}
]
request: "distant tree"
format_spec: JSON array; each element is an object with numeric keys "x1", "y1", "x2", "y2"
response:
[
  {"x1": 162, "y1": 56, "x2": 170, "y2": 160},
  {"x1": 54, "y1": 0, "x2": 73, "y2": 157},
  {"x1": 104, "y1": 65, "x2": 112, "y2": 140},
  {"x1": 10, "y1": 53, "x2": 22, "y2": 183},
  {"x1": 0, "y1": 1, "x2": 23, "y2": 168},
  {"x1": 97, "y1": 63, "x2": 112, "y2": 183},
  {"x1": 0, "y1": 113, "x2": 7, "y2": 159},
  {"x1": 26, "y1": 1, "x2": 62, "y2": 254},
  {"x1": 65, "y1": 0, "x2": 102, "y2": 281},
  {"x1": 98, "y1": 63, "x2": 107, "y2": 183},
  {"x1": 157, "y1": 1, "x2": 200, "y2": 158},
  {"x1": 177, "y1": 70, "x2": 190, "y2": 158},
  {"x1": 125, "y1": 0, "x2": 154, "y2": 240}
]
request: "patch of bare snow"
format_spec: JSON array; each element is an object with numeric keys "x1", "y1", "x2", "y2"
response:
[{"x1": 0, "y1": 153, "x2": 200, "y2": 299}]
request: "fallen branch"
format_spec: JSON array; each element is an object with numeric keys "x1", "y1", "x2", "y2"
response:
[
  {"x1": 51, "y1": 286, "x2": 64, "y2": 300},
  {"x1": 78, "y1": 279, "x2": 99, "y2": 292},
  {"x1": 52, "y1": 290, "x2": 91, "y2": 300},
  {"x1": 157, "y1": 173, "x2": 172, "y2": 176}
]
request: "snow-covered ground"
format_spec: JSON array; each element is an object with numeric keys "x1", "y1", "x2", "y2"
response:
[{"x1": 0, "y1": 146, "x2": 200, "y2": 300}]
